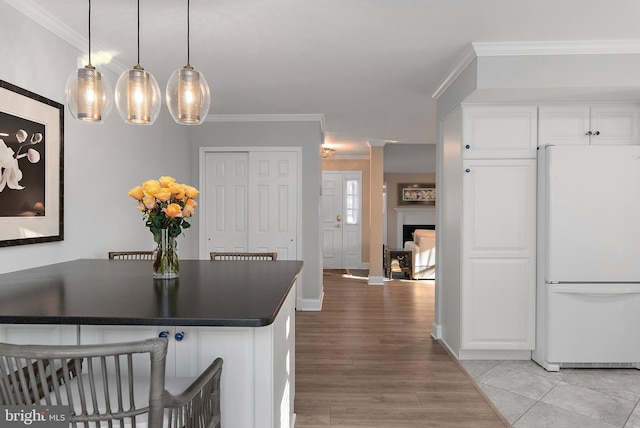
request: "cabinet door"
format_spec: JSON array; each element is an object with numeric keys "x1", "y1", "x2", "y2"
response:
[
  {"x1": 80, "y1": 325, "x2": 177, "y2": 376},
  {"x1": 462, "y1": 106, "x2": 537, "y2": 159},
  {"x1": 0, "y1": 324, "x2": 77, "y2": 345},
  {"x1": 538, "y1": 105, "x2": 590, "y2": 146},
  {"x1": 461, "y1": 159, "x2": 536, "y2": 350},
  {"x1": 590, "y1": 104, "x2": 640, "y2": 145}
]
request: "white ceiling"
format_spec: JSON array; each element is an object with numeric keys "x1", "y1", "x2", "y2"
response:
[{"x1": 10, "y1": 0, "x2": 640, "y2": 156}]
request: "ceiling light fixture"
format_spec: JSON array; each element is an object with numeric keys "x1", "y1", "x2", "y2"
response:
[
  {"x1": 321, "y1": 145, "x2": 336, "y2": 159},
  {"x1": 166, "y1": 0, "x2": 211, "y2": 125},
  {"x1": 115, "y1": 0, "x2": 161, "y2": 125},
  {"x1": 65, "y1": 0, "x2": 112, "y2": 123}
]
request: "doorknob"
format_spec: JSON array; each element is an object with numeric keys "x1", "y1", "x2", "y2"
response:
[
  {"x1": 336, "y1": 224, "x2": 342, "y2": 228},
  {"x1": 336, "y1": 214, "x2": 342, "y2": 221}
]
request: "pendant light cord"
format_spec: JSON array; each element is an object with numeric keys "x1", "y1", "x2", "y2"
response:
[
  {"x1": 186, "y1": 0, "x2": 191, "y2": 66},
  {"x1": 87, "y1": 0, "x2": 92, "y2": 66},
  {"x1": 137, "y1": 0, "x2": 141, "y2": 66}
]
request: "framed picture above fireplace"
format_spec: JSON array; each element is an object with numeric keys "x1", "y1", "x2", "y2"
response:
[{"x1": 397, "y1": 183, "x2": 435, "y2": 206}]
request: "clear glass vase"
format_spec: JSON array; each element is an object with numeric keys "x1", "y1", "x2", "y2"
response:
[{"x1": 153, "y1": 229, "x2": 179, "y2": 279}]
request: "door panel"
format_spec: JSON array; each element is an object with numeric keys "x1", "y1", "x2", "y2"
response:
[
  {"x1": 206, "y1": 152, "x2": 249, "y2": 253},
  {"x1": 249, "y1": 151, "x2": 298, "y2": 260}
]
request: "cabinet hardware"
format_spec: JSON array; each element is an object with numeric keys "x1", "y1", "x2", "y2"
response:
[
  {"x1": 465, "y1": 168, "x2": 471, "y2": 173},
  {"x1": 159, "y1": 331, "x2": 169, "y2": 338},
  {"x1": 175, "y1": 331, "x2": 185, "y2": 341},
  {"x1": 465, "y1": 144, "x2": 470, "y2": 149}
]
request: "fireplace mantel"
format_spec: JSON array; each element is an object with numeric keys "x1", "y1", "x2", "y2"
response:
[{"x1": 395, "y1": 207, "x2": 435, "y2": 247}]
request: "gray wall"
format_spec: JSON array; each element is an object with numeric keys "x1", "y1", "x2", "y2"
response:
[
  {"x1": 384, "y1": 144, "x2": 436, "y2": 173},
  {"x1": 0, "y1": 2, "x2": 191, "y2": 274}
]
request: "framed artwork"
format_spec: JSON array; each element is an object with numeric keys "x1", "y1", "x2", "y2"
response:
[
  {"x1": 398, "y1": 183, "x2": 435, "y2": 206},
  {"x1": 0, "y1": 80, "x2": 64, "y2": 247}
]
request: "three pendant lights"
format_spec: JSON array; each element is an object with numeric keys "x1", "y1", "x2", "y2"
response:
[{"x1": 64, "y1": 0, "x2": 210, "y2": 126}]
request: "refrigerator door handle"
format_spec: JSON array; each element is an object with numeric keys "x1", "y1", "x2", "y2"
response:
[{"x1": 552, "y1": 284, "x2": 640, "y2": 295}]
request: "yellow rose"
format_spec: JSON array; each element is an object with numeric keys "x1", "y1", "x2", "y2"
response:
[
  {"x1": 185, "y1": 185, "x2": 199, "y2": 199},
  {"x1": 155, "y1": 189, "x2": 172, "y2": 202},
  {"x1": 143, "y1": 180, "x2": 161, "y2": 196},
  {"x1": 170, "y1": 184, "x2": 186, "y2": 200},
  {"x1": 136, "y1": 201, "x2": 146, "y2": 212},
  {"x1": 128, "y1": 186, "x2": 144, "y2": 200},
  {"x1": 159, "y1": 176, "x2": 176, "y2": 188},
  {"x1": 182, "y1": 205, "x2": 194, "y2": 218},
  {"x1": 164, "y1": 203, "x2": 182, "y2": 218},
  {"x1": 185, "y1": 198, "x2": 197, "y2": 208},
  {"x1": 142, "y1": 195, "x2": 156, "y2": 210}
]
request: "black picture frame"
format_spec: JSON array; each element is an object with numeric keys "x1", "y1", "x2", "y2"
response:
[
  {"x1": 0, "y1": 80, "x2": 64, "y2": 247},
  {"x1": 397, "y1": 183, "x2": 435, "y2": 206}
]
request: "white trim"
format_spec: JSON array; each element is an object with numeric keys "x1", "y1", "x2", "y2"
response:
[
  {"x1": 432, "y1": 40, "x2": 640, "y2": 100},
  {"x1": 368, "y1": 276, "x2": 385, "y2": 285},
  {"x1": 473, "y1": 40, "x2": 640, "y2": 57},
  {"x1": 432, "y1": 44, "x2": 477, "y2": 100},
  {"x1": 296, "y1": 293, "x2": 323, "y2": 311},
  {"x1": 5, "y1": 0, "x2": 127, "y2": 76},
  {"x1": 431, "y1": 322, "x2": 442, "y2": 340},
  {"x1": 205, "y1": 113, "x2": 324, "y2": 128},
  {"x1": 457, "y1": 349, "x2": 532, "y2": 361}
]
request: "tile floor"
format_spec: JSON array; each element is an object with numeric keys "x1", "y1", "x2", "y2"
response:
[{"x1": 459, "y1": 360, "x2": 640, "y2": 427}]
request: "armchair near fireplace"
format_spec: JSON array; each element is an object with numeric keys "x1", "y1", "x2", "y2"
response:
[{"x1": 404, "y1": 229, "x2": 436, "y2": 279}]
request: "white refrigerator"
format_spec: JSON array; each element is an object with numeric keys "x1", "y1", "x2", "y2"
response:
[{"x1": 533, "y1": 145, "x2": 640, "y2": 371}]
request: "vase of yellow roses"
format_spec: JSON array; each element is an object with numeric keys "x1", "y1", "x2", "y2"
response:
[{"x1": 128, "y1": 176, "x2": 199, "y2": 279}]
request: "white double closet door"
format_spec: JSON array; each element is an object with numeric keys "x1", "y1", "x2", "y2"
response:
[{"x1": 201, "y1": 149, "x2": 299, "y2": 260}]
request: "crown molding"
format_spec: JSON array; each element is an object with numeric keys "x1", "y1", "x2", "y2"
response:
[
  {"x1": 473, "y1": 40, "x2": 640, "y2": 56},
  {"x1": 432, "y1": 40, "x2": 640, "y2": 100},
  {"x1": 432, "y1": 44, "x2": 477, "y2": 100},
  {"x1": 5, "y1": 0, "x2": 127, "y2": 76},
  {"x1": 205, "y1": 113, "x2": 325, "y2": 128}
]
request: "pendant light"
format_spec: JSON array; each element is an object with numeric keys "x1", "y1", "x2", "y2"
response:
[
  {"x1": 166, "y1": 0, "x2": 211, "y2": 125},
  {"x1": 65, "y1": 0, "x2": 112, "y2": 123},
  {"x1": 115, "y1": 0, "x2": 161, "y2": 125}
]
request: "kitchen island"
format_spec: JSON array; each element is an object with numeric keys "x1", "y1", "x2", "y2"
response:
[{"x1": 0, "y1": 259, "x2": 303, "y2": 428}]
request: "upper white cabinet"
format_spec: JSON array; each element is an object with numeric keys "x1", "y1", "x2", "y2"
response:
[
  {"x1": 539, "y1": 104, "x2": 640, "y2": 146},
  {"x1": 462, "y1": 106, "x2": 537, "y2": 159}
]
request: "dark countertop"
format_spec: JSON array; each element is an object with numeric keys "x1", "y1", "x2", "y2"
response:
[{"x1": 0, "y1": 259, "x2": 303, "y2": 327}]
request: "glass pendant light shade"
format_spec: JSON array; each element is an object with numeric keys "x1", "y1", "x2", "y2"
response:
[
  {"x1": 166, "y1": 66, "x2": 211, "y2": 125},
  {"x1": 115, "y1": 65, "x2": 161, "y2": 125},
  {"x1": 65, "y1": 65, "x2": 113, "y2": 123}
]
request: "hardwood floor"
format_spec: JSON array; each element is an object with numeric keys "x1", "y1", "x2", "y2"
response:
[{"x1": 295, "y1": 271, "x2": 510, "y2": 428}]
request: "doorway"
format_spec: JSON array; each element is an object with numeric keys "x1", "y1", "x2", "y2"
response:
[{"x1": 322, "y1": 171, "x2": 362, "y2": 269}]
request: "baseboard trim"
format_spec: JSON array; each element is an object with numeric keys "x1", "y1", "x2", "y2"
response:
[
  {"x1": 458, "y1": 349, "x2": 532, "y2": 360},
  {"x1": 431, "y1": 322, "x2": 442, "y2": 340},
  {"x1": 296, "y1": 292, "x2": 324, "y2": 311},
  {"x1": 368, "y1": 275, "x2": 385, "y2": 285}
]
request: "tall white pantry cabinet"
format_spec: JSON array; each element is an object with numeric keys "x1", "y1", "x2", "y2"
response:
[{"x1": 455, "y1": 105, "x2": 538, "y2": 359}]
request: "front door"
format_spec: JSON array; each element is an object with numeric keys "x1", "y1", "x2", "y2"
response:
[{"x1": 322, "y1": 171, "x2": 362, "y2": 269}]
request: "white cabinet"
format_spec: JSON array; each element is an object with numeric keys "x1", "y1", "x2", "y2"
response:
[
  {"x1": 462, "y1": 106, "x2": 537, "y2": 159},
  {"x1": 539, "y1": 104, "x2": 640, "y2": 146},
  {"x1": 0, "y1": 324, "x2": 77, "y2": 345},
  {"x1": 461, "y1": 159, "x2": 537, "y2": 351},
  {"x1": 79, "y1": 285, "x2": 297, "y2": 428}
]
